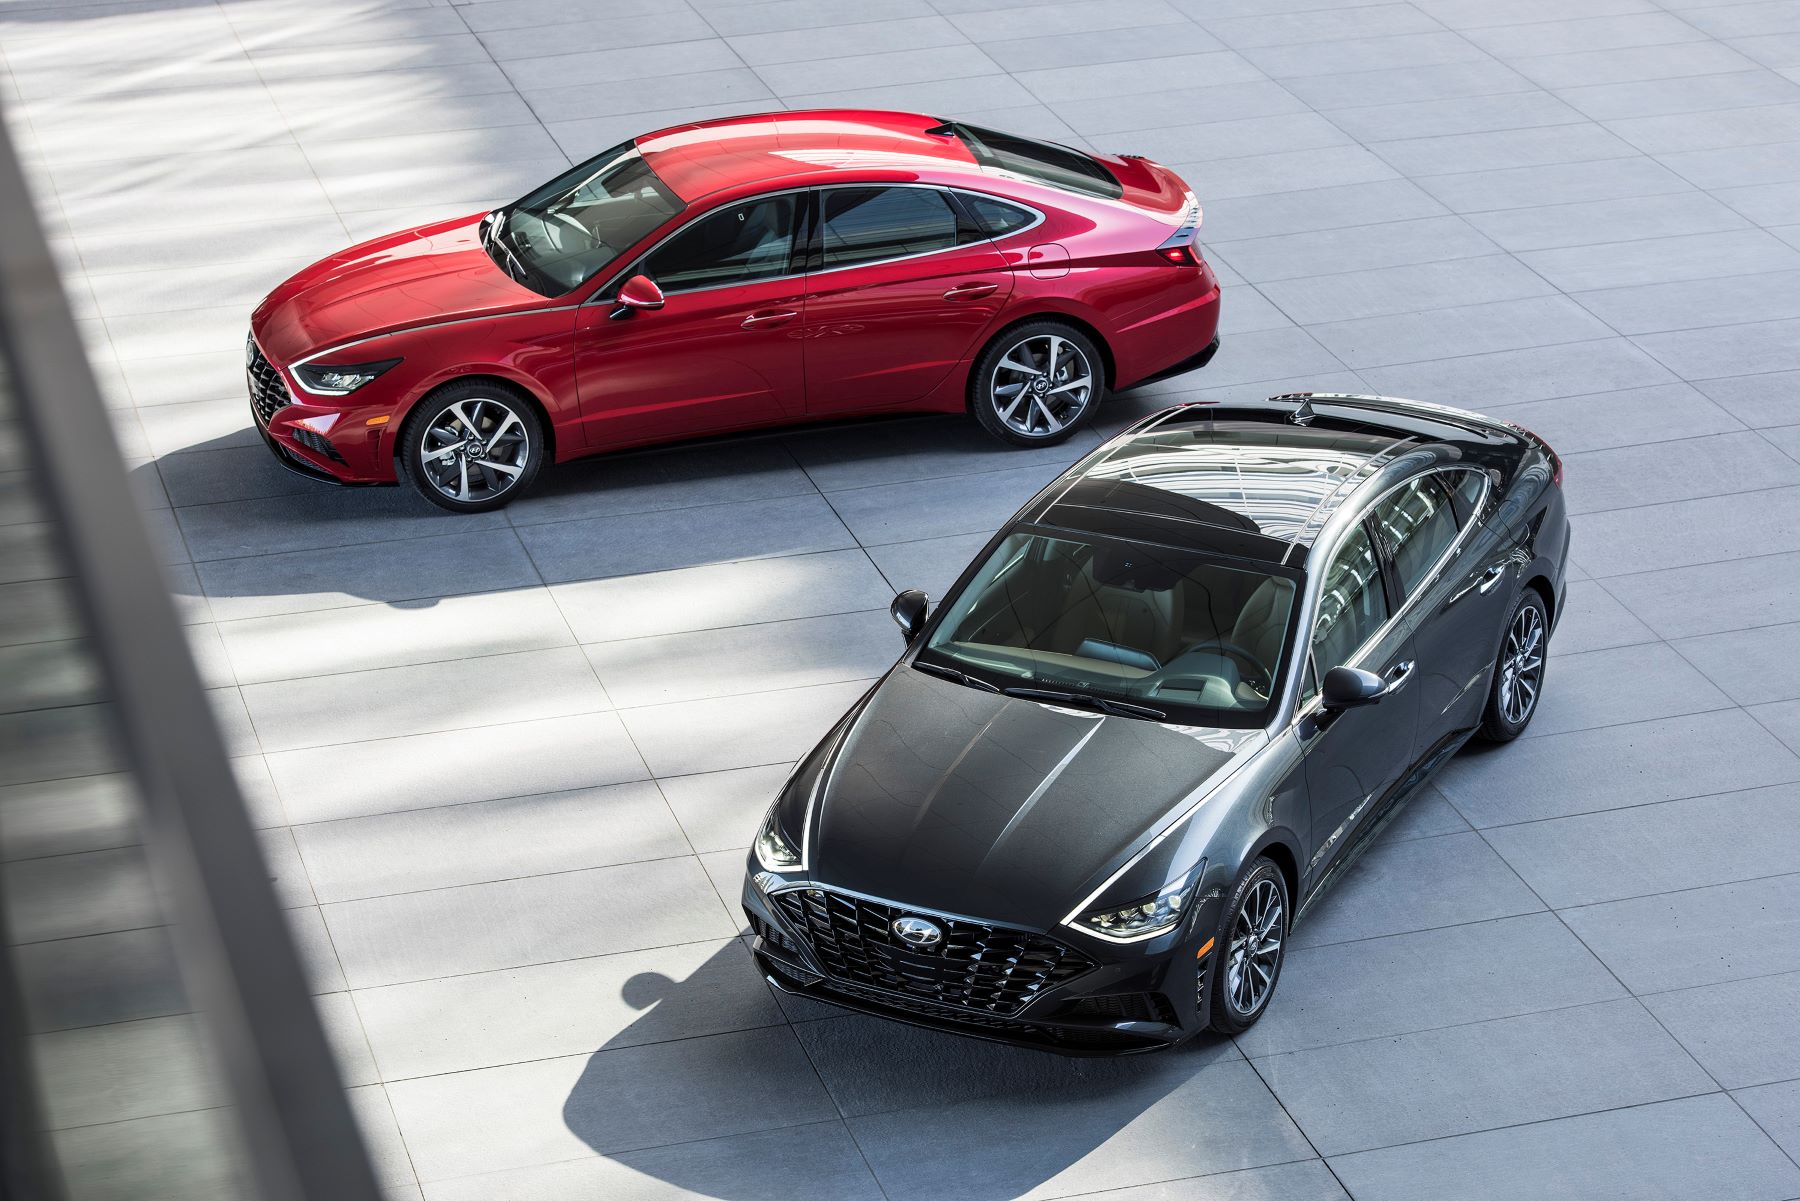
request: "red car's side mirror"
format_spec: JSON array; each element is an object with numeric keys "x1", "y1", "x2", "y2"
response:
[{"x1": 610, "y1": 274, "x2": 665, "y2": 320}]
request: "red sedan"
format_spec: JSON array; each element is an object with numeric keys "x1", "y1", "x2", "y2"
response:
[{"x1": 248, "y1": 110, "x2": 1222, "y2": 511}]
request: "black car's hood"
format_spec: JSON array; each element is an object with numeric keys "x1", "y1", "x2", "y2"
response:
[{"x1": 804, "y1": 666, "x2": 1262, "y2": 929}]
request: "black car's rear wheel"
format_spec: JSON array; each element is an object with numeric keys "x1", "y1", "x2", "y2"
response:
[
  {"x1": 1207, "y1": 857, "x2": 1288, "y2": 1035},
  {"x1": 1476, "y1": 590, "x2": 1548, "y2": 742},
  {"x1": 400, "y1": 381, "x2": 543, "y2": 512},
  {"x1": 971, "y1": 321, "x2": 1104, "y2": 447}
]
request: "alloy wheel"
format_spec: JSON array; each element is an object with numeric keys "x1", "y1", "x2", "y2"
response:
[
  {"x1": 989, "y1": 333, "x2": 1094, "y2": 438},
  {"x1": 1497, "y1": 603, "x2": 1545, "y2": 726},
  {"x1": 418, "y1": 398, "x2": 530, "y2": 504},
  {"x1": 1226, "y1": 877, "x2": 1283, "y2": 1016}
]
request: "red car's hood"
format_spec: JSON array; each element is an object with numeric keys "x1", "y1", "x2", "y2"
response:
[{"x1": 252, "y1": 214, "x2": 552, "y2": 363}]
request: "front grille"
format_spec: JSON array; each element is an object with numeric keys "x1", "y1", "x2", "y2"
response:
[
  {"x1": 772, "y1": 887, "x2": 1094, "y2": 1016},
  {"x1": 246, "y1": 335, "x2": 290, "y2": 428}
]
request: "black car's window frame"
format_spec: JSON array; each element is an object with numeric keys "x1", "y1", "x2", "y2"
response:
[
  {"x1": 1368, "y1": 474, "x2": 1461, "y2": 601},
  {"x1": 1287, "y1": 464, "x2": 1494, "y2": 724}
]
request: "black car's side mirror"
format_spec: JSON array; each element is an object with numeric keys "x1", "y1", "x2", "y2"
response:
[
  {"x1": 1320, "y1": 665, "x2": 1386, "y2": 710},
  {"x1": 609, "y1": 274, "x2": 665, "y2": 320},
  {"x1": 890, "y1": 589, "x2": 929, "y2": 642}
]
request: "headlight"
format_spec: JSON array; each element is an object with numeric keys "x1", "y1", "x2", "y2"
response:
[
  {"x1": 753, "y1": 812, "x2": 801, "y2": 872},
  {"x1": 292, "y1": 357, "x2": 401, "y2": 396},
  {"x1": 1071, "y1": 860, "x2": 1204, "y2": 942}
]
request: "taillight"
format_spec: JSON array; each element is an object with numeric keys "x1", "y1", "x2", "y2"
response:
[{"x1": 1155, "y1": 193, "x2": 1203, "y2": 265}]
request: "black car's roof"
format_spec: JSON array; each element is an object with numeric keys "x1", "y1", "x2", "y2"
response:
[{"x1": 1029, "y1": 394, "x2": 1526, "y2": 567}]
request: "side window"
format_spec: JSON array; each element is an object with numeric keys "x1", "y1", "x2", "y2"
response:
[
  {"x1": 1312, "y1": 522, "x2": 1389, "y2": 670},
  {"x1": 1445, "y1": 468, "x2": 1488, "y2": 525},
  {"x1": 962, "y1": 193, "x2": 1036, "y2": 237},
  {"x1": 644, "y1": 194, "x2": 797, "y2": 292},
  {"x1": 819, "y1": 186, "x2": 966, "y2": 269},
  {"x1": 1371, "y1": 476, "x2": 1459, "y2": 598}
]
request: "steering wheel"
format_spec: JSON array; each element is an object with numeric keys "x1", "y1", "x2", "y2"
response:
[
  {"x1": 544, "y1": 212, "x2": 597, "y2": 254},
  {"x1": 1171, "y1": 640, "x2": 1274, "y2": 689}
]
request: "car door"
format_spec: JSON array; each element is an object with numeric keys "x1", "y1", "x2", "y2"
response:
[
  {"x1": 572, "y1": 191, "x2": 807, "y2": 448},
  {"x1": 1377, "y1": 470, "x2": 1510, "y2": 748},
  {"x1": 1296, "y1": 518, "x2": 1421, "y2": 886},
  {"x1": 801, "y1": 184, "x2": 1013, "y2": 416}
]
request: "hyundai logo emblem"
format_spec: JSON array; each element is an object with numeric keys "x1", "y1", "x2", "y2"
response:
[{"x1": 891, "y1": 915, "x2": 943, "y2": 948}]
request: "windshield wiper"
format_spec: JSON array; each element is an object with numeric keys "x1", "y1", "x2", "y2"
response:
[
  {"x1": 1002, "y1": 686, "x2": 1166, "y2": 721},
  {"x1": 912, "y1": 661, "x2": 1000, "y2": 693}
]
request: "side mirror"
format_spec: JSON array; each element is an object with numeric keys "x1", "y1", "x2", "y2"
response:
[
  {"x1": 609, "y1": 274, "x2": 665, "y2": 320},
  {"x1": 890, "y1": 589, "x2": 929, "y2": 643},
  {"x1": 1320, "y1": 665, "x2": 1385, "y2": 710}
]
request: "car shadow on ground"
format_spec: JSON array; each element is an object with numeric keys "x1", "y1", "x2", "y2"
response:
[{"x1": 560, "y1": 937, "x2": 1224, "y2": 1200}]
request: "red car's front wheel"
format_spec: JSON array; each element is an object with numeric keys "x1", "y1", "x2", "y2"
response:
[
  {"x1": 971, "y1": 321, "x2": 1105, "y2": 448},
  {"x1": 399, "y1": 381, "x2": 544, "y2": 513}
]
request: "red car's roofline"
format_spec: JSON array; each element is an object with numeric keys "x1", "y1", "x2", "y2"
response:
[{"x1": 634, "y1": 108, "x2": 977, "y2": 202}]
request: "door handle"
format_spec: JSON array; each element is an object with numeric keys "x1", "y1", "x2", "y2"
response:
[
  {"x1": 1382, "y1": 661, "x2": 1415, "y2": 694},
  {"x1": 1476, "y1": 564, "x2": 1506, "y2": 595},
  {"x1": 943, "y1": 282, "x2": 998, "y2": 300},
  {"x1": 741, "y1": 309, "x2": 798, "y2": 329}
]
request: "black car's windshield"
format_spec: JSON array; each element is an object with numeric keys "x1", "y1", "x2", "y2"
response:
[
  {"x1": 489, "y1": 141, "x2": 683, "y2": 296},
  {"x1": 917, "y1": 529, "x2": 1300, "y2": 728}
]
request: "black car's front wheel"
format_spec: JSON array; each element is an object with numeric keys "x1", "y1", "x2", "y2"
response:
[
  {"x1": 1207, "y1": 857, "x2": 1288, "y2": 1036},
  {"x1": 400, "y1": 381, "x2": 544, "y2": 513},
  {"x1": 1476, "y1": 589, "x2": 1549, "y2": 742},
  {"x1": 970, "y1": 321, "x2": 1104, "y2": 447}
]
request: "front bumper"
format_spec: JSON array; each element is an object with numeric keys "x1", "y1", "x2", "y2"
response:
[
  {"x1": 246, "y1": 334, "x2": 399, "y2": 485},
  {"x1": 743, "y1": 876, "x2": 1221, "y2": 1055}
]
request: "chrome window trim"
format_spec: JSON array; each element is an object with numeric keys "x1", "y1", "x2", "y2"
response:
[
  {"x1": 1281, "y1": 461, "x2": 1493, "y2": 728},
  {"x1": 946, "y1": 186, "x2": 1047, "y2": 241},
  {"x1": 588, "y1": 181, "x2": 1035, "y2": 303}
]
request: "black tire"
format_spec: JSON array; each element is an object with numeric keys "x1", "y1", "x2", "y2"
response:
[
  {"x1": 1475, "y1": 589, "x2": 1549, "y2": 743},
  {"x1": 399, "y1": 380, "x2": 545, "y2": 513},
  {"x1": 1207, "y1": 857, "x2": 1288, "y2": 1036},
  {"x1": 969, "y1": 320, "x2": 1105, "y2": 447}
]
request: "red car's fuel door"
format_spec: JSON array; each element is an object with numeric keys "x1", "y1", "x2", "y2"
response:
[
  {"x1": 573, "y1": 192, "x2": 807, "y2": 449},
  {"x1": 800, "y1": 185, "x2": 1012, "y2": 417}
]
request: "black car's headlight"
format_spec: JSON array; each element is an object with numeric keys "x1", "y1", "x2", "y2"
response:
[
  {"x1": 292, "y1": 357, "x2": 401, "y2": 396},
  {"x1": 1070, "y1": 860, "x2": 1205, "y2": 943},
  {"x1": 753, "y1": 810, "x2": 802, "y2": 872}
]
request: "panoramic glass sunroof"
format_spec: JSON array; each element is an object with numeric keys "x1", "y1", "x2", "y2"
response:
[{"x1": 1080, "y1": 427, "x2": 1389, "y2": 545}]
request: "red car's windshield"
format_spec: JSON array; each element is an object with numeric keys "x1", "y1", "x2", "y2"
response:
[{"x1": 488, "y1": 141, "x2": 684, "y2": 296}]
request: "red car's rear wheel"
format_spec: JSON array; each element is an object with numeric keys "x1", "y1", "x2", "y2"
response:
[{"x1": 971, "y1": 321, "x2": 1105, "y2": 447}]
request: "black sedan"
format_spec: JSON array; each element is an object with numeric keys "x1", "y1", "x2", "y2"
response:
[{"x1": 742, "y1": 393, "x2": 1568, "y2": 1053}]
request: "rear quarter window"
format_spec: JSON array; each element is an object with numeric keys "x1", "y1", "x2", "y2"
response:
[{"x1": 961, "y1": 193, "x2": 1038, "y2": 237}]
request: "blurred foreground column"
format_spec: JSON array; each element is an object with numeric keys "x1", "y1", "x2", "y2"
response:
[{"x1": 0, "y1": 98, "x2": 382, "y2": 1201}]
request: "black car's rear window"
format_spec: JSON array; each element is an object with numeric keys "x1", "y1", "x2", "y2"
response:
[{"x1": 948, "y1": 122, "x2": 1123, "y2": 200}]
